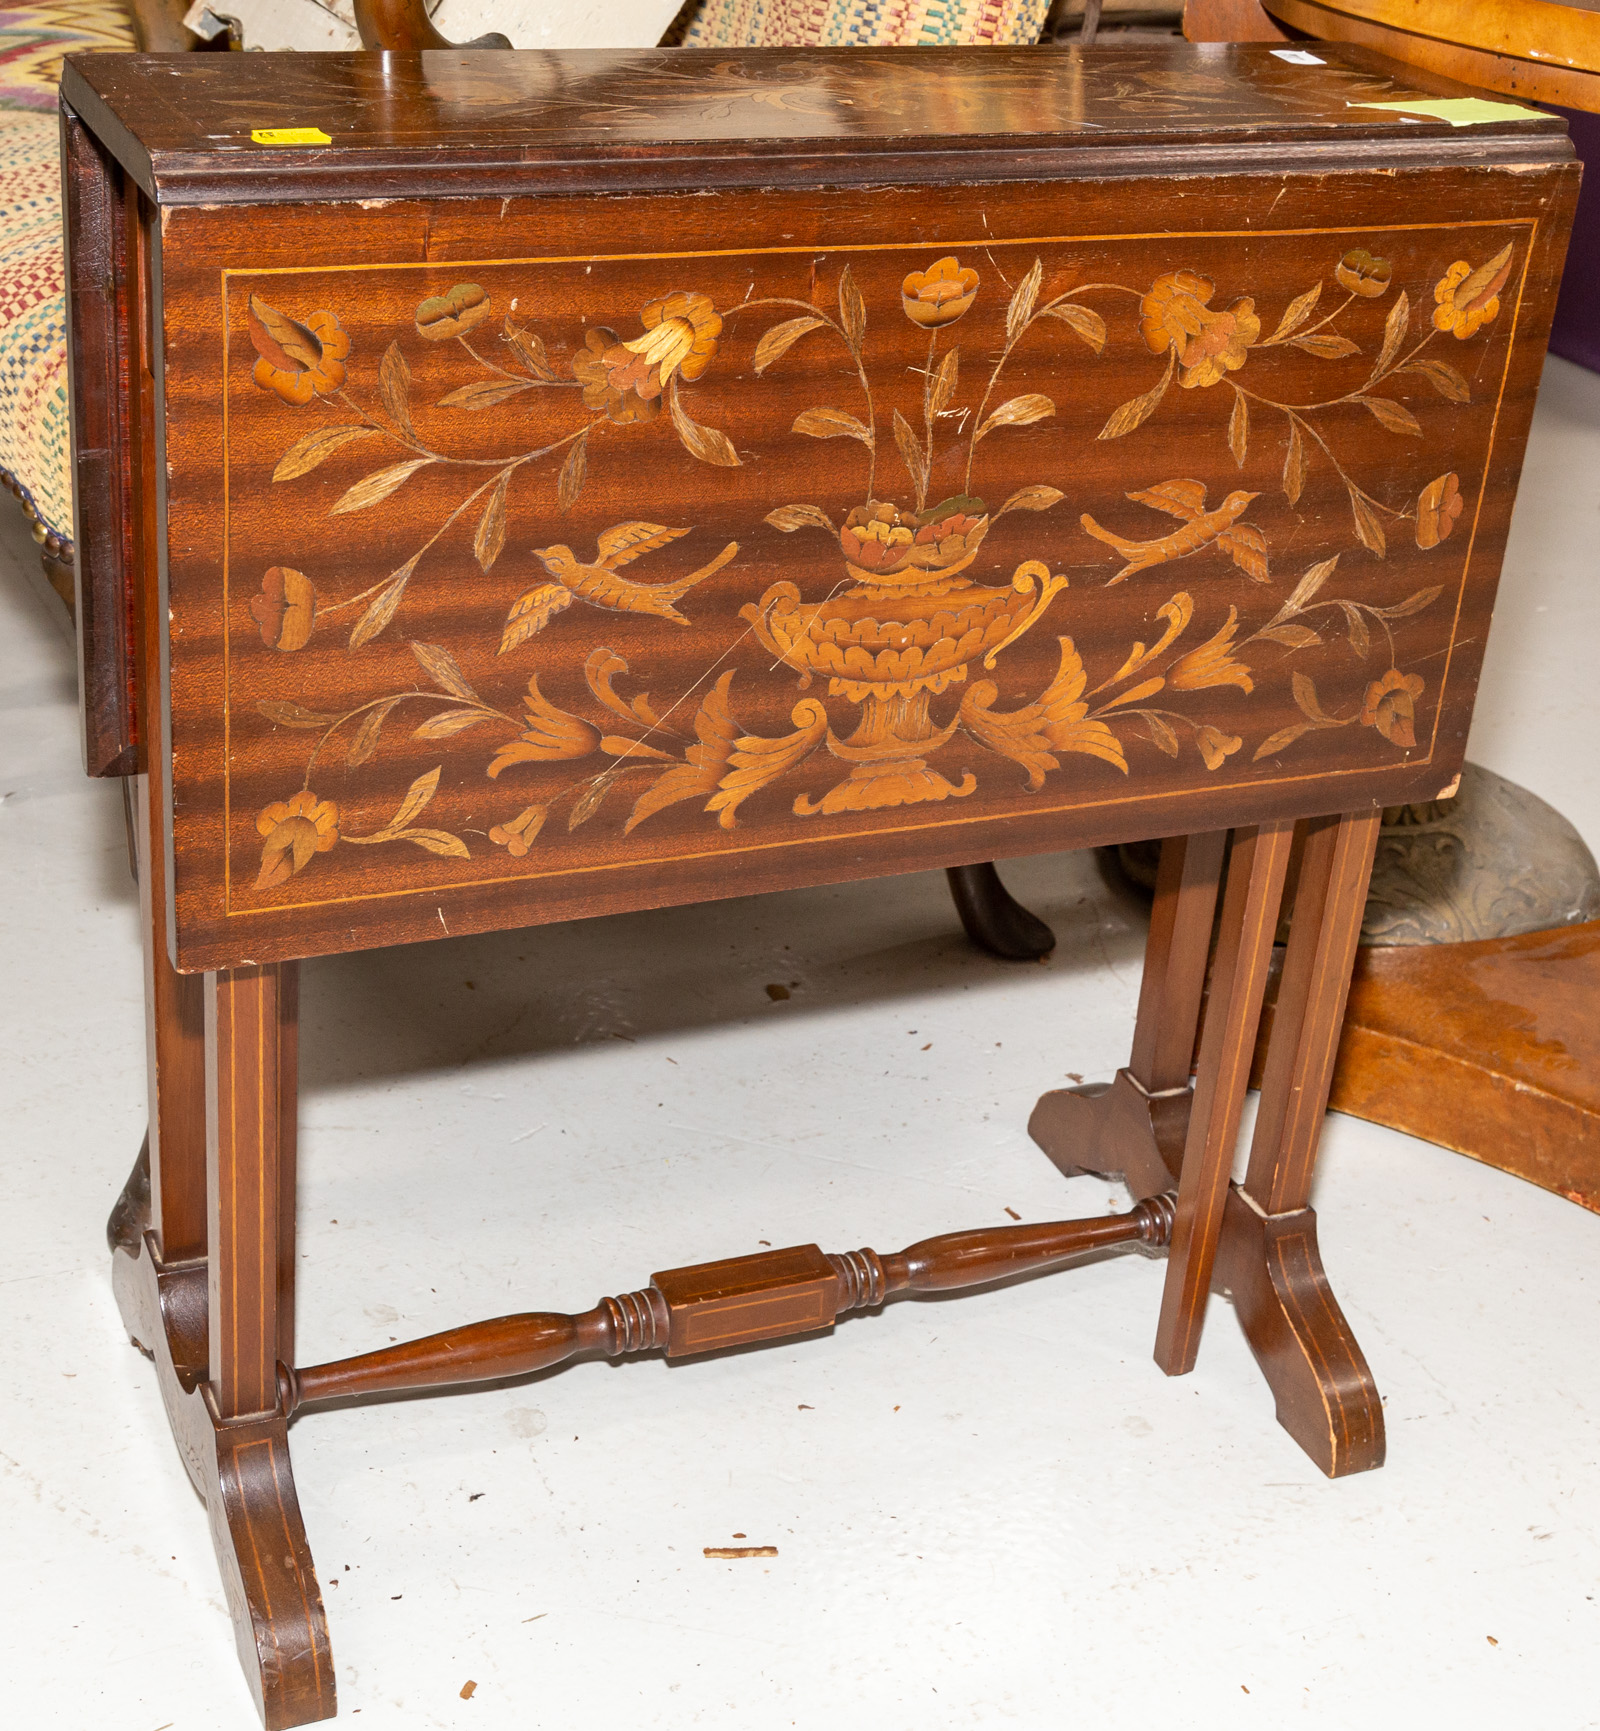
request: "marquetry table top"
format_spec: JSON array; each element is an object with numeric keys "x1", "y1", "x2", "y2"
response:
[{"x1": 63, "y1": 42, "x2": 1567, "y2": 200}]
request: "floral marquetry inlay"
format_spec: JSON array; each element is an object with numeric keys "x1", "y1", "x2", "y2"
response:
[{"x1": 222, "y1": 225, "x2": 1524, "y2": 903}]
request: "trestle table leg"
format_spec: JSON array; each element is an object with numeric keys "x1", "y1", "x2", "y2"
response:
[{"x1": 110, "y1": 776, "x2": 334, "y2": 1727}]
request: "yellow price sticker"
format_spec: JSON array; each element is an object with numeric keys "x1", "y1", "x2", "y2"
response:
[
  {"x1": 250, "y1": 127, "x2": 332, "y2": 146},
  {"x1": 1348, "y1": 98, "x2": 1548, "y2": 129}
]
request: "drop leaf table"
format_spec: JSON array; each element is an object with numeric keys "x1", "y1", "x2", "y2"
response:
[{"x1": 62, "y1": 41, "x2": 1576, "y2": 1727}]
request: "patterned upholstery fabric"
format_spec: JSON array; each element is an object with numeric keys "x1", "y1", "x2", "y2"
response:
[
  {"x1": 0, "y1": 2, "x2": 131, "y2": 111},
  {"x1": 680, "y1": 0, "x2": 1049, "y2": 48},
  {"x1": 0, "y1": 4, "x2": 135, "y2": 555}
]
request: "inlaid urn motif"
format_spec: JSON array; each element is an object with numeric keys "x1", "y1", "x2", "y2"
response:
[{"x1": 747, "y1": 500, "x2": 1064, "y2": 813}]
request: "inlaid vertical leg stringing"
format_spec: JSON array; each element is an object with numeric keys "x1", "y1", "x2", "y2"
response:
[{"x1": 1031, "y1": 813, "x2": 1386, "y2": 1477}]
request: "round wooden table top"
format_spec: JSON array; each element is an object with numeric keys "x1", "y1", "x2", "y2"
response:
[{"x1": 1263, "y1": 0, "x2": 1600, "y2": 111}]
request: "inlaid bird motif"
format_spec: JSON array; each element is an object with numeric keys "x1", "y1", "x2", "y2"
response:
[
  {"x1": 499, "y1": 522, "x2": 739, "y2": 654},
  {"x1": 1080, "y1": 480, "x2": 1268, "y2": 585}
]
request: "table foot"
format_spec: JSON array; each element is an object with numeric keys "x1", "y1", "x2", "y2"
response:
[
  {"x1": 945, "y1": 861, "x2": 1056, "y2": 960},
  {"x1": 111, "y1": 1205, "x2": 335, "y2": 1728},
  {"x1": 1030, "y1": 1068, "x2": 1384, "y2": 1477},
  {"x1": 107, "y1": 1133, "x2": 151, "y2": 1256},
  {"x1": 1028, "y1": 1069, "x2": 1186, "y2": 1200},
  {"x1": 1215, "y1": 1188, "x2": 1385, "y2": 1478}
]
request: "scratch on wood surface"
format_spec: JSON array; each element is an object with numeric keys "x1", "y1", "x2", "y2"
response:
[{"x1": 704, "y1": 1545, "x2": 778, "y2": 1559}]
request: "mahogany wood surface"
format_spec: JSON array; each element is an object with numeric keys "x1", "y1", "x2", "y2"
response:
[
  {"x1": 1155, "y1": 818, "x2": 1293, "y2": 1372},
  {"x1": 111, "y1": 735, "x2": 333, "y2": 1726},
  {"x1": 1320, "y1": 922, "x2": 1600, "y2": 1212},
  {"x1": 205, "y1": 963, "x2": 295, "y2": 1412},
  {"x1": 348, "y1": 9, "x2": 1045, "y2": 970},
  {"x1": 285, "y1": 1199, "x2": 1176, "y2": 1411},
  {"x1": 1032, "y1": 812, "x2": 1385, "y2": 1475},
  {"x1": 62, "y1": 107, "x2": 139, "y2": 777},
  {"x1": 1262, "y1": 0, "x2": 1600, "y2": 111},
  {"x1": 71, "y1": 45, "x2": 1578, "y2": 1723},
  {"x1": 1227, "y1": 806, "x2": 1384, "y2": 1472},
  {"x1": 140, "y1": 775, "x2": 208, "y2": 1259},
  {"x1": 1245, "y1": 806, "x2": 1379, "y2": 1209},
  {"x1": 130, "y1": 226, "x2": 210, "y2": 1255},
  {"x1": 944, "y1": 861, "x2": 1057, "y2": 959},
  {"x1": 287, "y1": 1197, "x2": 1177, "y2": 1412},
  {"x1": 59, "y1": 44, "x2": 1573, "y2": 206},
  {"x1": 112, "y1": 1223, "x2": 337, "y2": 1728},
  {"x1": 1190, "y1": 0, "x2": 1600, "y2": 1224},
  {"x1": 352, "y1": 0, "x2": 511, "y2": 52},
  {"x1": 1213, "y1": 1185, "x2": 1385, "y2": 1473},
  {"x1": 1130, "y1": 829, "x2": 1228, "y2": 1091},
  {"x1": 61, "y1": 47, "x2": 1577, "y2": 972}
]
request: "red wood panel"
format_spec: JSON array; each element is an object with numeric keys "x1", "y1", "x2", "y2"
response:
[{"x1": 150, "y1": 165, "x2": 1573, "y2": 969}]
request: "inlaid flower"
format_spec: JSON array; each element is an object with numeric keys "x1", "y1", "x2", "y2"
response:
[
  {"x1": 1415, "y1": 472, "x2": 1464, "y2": 549},
  {"x1": 838, "y1": 500, "x2": 988, "y2": 576},
  {"x1": 415, "y1": 283, "x2": 493, "y2": 341},
  {"x1": 901, "y1": 257, "x2": 980, "y2": 329},
  {"x1": 255, "y1": 791, "x2": 339, "y2": 888},
  {"x1": 1177, "y1": 298, "x2": 1259, "y2": 389},
  {"x1": 1432, "y1": 244, "x2": 1513, "y2": 340},
  {"x1": 1139, "y1": 270, "x2": 1215, "y2": 356},
  {"x1": 572, "y1": 328, "x2": 662, "y2": 425},
  {"x1": 1168, "y1": 608, "x2": 1254, "y2": 692},
  {"x1": 248, "y1": 297, "x2": 349, "y2": 405},
  {"x1": 1196, "y1": 725, "x2": 1243, "y2": 770},
  {"x1": 1361, "y1": 669, "x2": 1425, "y2": 749},
  {"x1": 1335, "y1": 249, "x2": 1393, "y2": 298},
  {"x1": 840, "y1": 501, "x2": 915, "y2": 571},
  {"x1": 488, "y1": 804, "x2": 548, "y2": 857},
  {"x1": 1139, "y1": 272, "x2": 1258, "y2": 388},
  {"x1": 617, "y1": 291, "x2": 723, "y2": 394},
  {"x1": 248, "y1": 565, "x2": 317, "y2": 651}
]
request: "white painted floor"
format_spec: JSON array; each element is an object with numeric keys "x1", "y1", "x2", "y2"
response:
[{"x1": 3, "y1": 357, "x2": 1598, "y2": 1731}]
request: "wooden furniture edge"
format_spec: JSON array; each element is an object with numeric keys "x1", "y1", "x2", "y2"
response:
[
  {"x1": 59, "y1": 46, "x2": 1574, "y2": 214},
  {"x1": 1268, "y1": 0, "x2": 1600, "y2": 76},
  {"x1": 1329, "y1": 924, "x2": 1600, "y2": 1213},
  {"x1": 62, "y1": 99, "x2": 140, "y2": 777},
  {"x1": 1265, "y1": 0, "x2": 1600, "y2": 109}
]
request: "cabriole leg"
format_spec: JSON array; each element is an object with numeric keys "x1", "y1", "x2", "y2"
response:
[{"x1": 945, "y1": 860, "x2": 1057, "y2": 960}]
